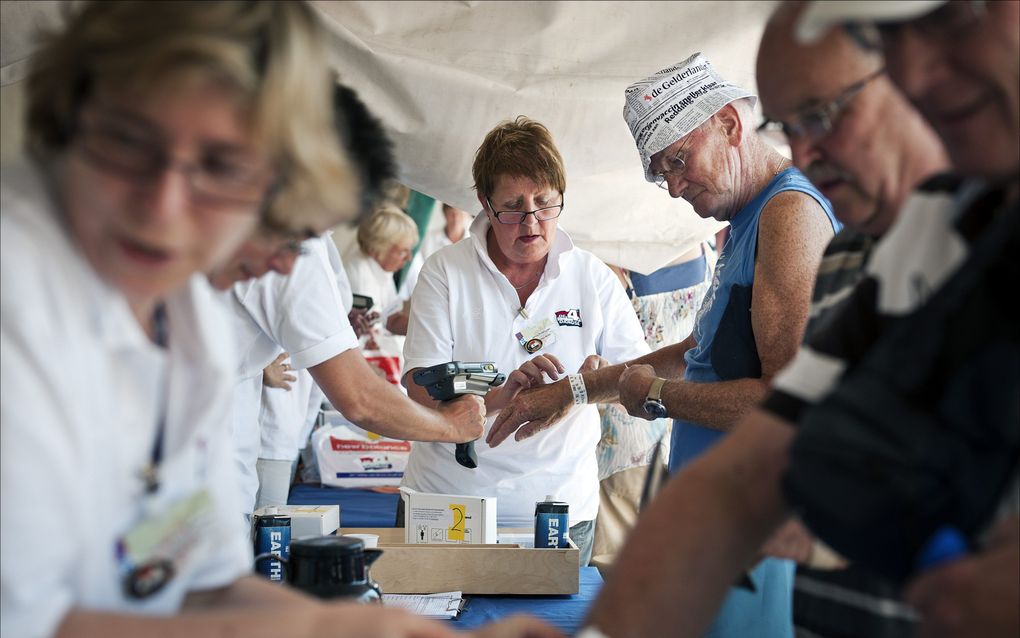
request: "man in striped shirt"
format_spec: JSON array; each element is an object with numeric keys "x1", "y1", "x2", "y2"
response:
[
  {"x1": 583, "y1": 2, "x2": 1018, "y2": 637},
  {"x1": 755, "y1": 4, "x2": 949, "y2": 637}
]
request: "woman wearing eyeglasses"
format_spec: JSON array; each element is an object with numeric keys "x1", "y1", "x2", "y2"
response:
[
  {"x1": 400, "y1": 117, "x2": 649, "y2": 565},
  {"x1": 0, "y1": 2, "x2": 479, "y2": 638}
]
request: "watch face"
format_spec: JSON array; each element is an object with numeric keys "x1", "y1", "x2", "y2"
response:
[{"x1": 643, "y1": 400, "x2": 668, "y2": 419}]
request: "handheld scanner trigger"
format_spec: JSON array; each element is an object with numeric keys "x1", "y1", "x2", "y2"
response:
[{"x1": 412, "y1": 362, "x2": 504, "y2": 469}]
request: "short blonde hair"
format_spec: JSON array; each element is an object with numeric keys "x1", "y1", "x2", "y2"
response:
[
  {"x1": 472, "y1": 116, "x2": 566, "y2": 199},
  {"x1": 357, "y1": 205, "x2": 419, "y2": 257},
  {"x1": 26, "y1": 0, "x2": 357, "y2": 232}
]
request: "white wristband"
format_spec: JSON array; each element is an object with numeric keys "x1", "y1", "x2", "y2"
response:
[
  {"x1": 575, "y1": 627, "x2": 611, "y2": 638},
  {"x1": 568, "y1": 373, "x2": 588, "y2": 405}
]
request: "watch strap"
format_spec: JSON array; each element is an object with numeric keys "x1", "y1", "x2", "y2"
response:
[{"x1": 648, "y1": 377, "x2": 667, "y2": 402}]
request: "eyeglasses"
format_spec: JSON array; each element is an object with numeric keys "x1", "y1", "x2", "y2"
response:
[
  {"x1": 757, "y1": 69, "x2": 884, "y2": 144},
  {"x1": 652, "y1": 134, "x2": 694, "y2": 191},
  {"x1": 486, "y1": 194, "x2": 564, "y2": 224},
  {"x1": 844, "y1": 1, "x2": 986, "y2": 52},
  {"x1": 74, "y1": 111, "x2": 276, "y2": 208}
]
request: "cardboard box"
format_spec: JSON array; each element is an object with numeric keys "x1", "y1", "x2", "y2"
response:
[
  {"x1": 399, "y1": 487, "x2": 497, "y2": 545},
  {"x1": 253, "y1": 505, "x2": 340, "y2": 539},
  {"x1": 344, "y1": 527, "x2": 579, "y2": 595}
]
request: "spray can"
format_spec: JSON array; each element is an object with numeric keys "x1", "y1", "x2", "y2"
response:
[
  {"x1": 254, "y1": 508, "x2": 291, "y2": 582},
  {"x1": 534, "y1": 495, "x2": 569, "y2": 549}
]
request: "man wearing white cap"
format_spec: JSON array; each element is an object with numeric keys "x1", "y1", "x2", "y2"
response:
[
  {"x1": 573, "y1": 3, "x2": 1019, "y2": 638},
  {"x1": 489, "y1": 52, "x2": 841, "y2": 637}
]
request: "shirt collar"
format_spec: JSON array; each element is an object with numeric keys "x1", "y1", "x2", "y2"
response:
[{"x1": 468, "y1": 211, "x2": 575, "y2": 282}]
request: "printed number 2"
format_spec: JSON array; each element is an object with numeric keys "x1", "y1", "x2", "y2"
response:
[{"x1": 448, "y1": 504, "x2": 465, "y2": 541}]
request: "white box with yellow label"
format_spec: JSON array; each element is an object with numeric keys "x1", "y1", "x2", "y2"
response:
[{"x1": 399, "y1": 487, "x2": 497, "y2": 544}]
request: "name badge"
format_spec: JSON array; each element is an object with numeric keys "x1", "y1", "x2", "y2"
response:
[
  {"x1": 515, "y1": 317, "x2": 558, "y2": 354},
  {"x1": 116, "y1": 489, "x2": 215, "y2": 599}
]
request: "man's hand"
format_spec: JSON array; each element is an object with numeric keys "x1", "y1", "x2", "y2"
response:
[
  {"x1": 490, "y1": 354, "x2": 566, "y2": 412},
  {"x1": 435, "y1": 394, "x2": 486, "y2": 443},
  {"x1": 904, "y1": 516, "x2": 1020, "y2": 638},
  {"x1": 467, "y1": 614, "x2": 566, "y2": 638},
  {"x1": 487, "y1": 380, "x2": 573, "y2": 447},
  {"x1": 263, "y1": 352, "x2": 296, "y2": 390},
  {"x1": 617, "y1": 364, "x2": 657, "y2": 419}
]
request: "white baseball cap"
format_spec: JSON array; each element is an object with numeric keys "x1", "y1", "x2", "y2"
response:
[{"x1": 796, "y1": 0, "x2": 947, "y2": 43}]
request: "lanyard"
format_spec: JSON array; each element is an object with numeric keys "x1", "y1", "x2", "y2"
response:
[{"x1": 141, "y1": 304, "x2": 169, "y2": 494}]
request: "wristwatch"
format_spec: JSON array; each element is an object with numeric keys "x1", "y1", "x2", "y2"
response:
[{"x1": 642, "y1": 377, "x2": 669, "y2": 419}]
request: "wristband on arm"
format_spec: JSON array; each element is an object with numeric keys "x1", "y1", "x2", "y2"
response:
[{"x1": 568, "y1": 373, "x2": 588, "y2": 405}]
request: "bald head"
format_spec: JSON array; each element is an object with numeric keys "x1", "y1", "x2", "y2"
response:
[
  {"x1": 754, "y1": 1, "x2": 947, "y2": 236},
  {"x1": 758, "y1": 2, "x2": 882, "y2": 117}
]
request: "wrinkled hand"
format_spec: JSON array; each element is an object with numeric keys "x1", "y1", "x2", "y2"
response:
[
  {"x1": 492, "y1": 354, "x2": 566, "y2": 412},
  {"x1": 487, "y1": 381, "x2": 573, "y2": 448},
  {"x1": 385, "y1": 311, "x2": 410, "y2": 336},
  {"x1": 617, "y1": 364, "x2": 657, "y2": 420},
  {"x1": 437, "y1": 394, "x2": 486, "y2": 443},
  {"x1": 263, "y1": 352, "x2": 296, "y2": 390},
  {"x1": 348, "y1": 308, "x2": 380, "y2": 337},
  {"x1": 467, "y1": 614, "x2": 566, "y2": 638},
  {"x1": 904, "y1": 516, "x2": 1019, "y2": 638}
]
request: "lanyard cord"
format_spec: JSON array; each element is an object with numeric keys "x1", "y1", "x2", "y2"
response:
[{"x1": 143, "y1": 304, "x2": 169, "y2": 494}]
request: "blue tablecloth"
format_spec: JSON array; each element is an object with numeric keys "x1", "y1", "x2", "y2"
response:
[
  {"x1": 288, "y1": 484, "x2": 400, "y2": 528},
  {"x1": 452, "y1": 567, "x2": 603, "y2": 634}
]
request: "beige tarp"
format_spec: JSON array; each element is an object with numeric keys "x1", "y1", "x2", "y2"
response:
[{"x1": 1, "y1": 1, "x2": 778, "y2": 273}]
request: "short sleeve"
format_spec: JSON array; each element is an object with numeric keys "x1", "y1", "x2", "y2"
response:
[
  {"x1": 402, "y1": 255, "x2": 455, "y2": 380},
  {"x1": 238, "y1": 237, "x2": 358, "y2": 371}
]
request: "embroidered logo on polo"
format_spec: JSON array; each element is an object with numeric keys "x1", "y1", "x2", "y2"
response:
[{"x1": 555, "y1": 309, "x2": 582, "y2": 327}]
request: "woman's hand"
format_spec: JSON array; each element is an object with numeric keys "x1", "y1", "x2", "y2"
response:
[
  {"x1": 348, "y1": 308, "x2": 380, "y2": 337},
  {"x1": 385, "y1": 310, "x2": 410, "y2": 336},
  {"x1": 263, "y1": 352, "x2": 296, "y2": 390},
  {"x1": 489, "y1": 354, "x2": 565, "y2": 412},
  {"x1": 617, "y1": 364, "x2": 658, "y2": 419}
]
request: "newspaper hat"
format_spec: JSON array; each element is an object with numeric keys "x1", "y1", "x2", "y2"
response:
[
  {"x1": 623, "y1": 52, "x2": 756, "y2": 183},
  {"x1": 796, "y1": 1, "x2": 947, "y2": 43}
]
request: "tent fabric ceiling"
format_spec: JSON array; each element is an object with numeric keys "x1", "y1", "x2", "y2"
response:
[{"x1": 0, "y1": 0, "x2": 778, "y2": 273}]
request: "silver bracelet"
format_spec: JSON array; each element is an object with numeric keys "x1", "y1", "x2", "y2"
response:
[
  {"x1": 568, "y1": 373, "x2": 588, "y2": 405},
  {"x1": 575, "y1": 627, "x2": 611, "y2": 638}
]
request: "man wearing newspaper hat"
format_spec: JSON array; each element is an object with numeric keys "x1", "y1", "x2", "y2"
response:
[
  {"x1": 489, "y1": 52, "x2": 841, "y2": 637},
  {"x1": 573, "y1": 3, "x2": 1020, "y2": 638}
]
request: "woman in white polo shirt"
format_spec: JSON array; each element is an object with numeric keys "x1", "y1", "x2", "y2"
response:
[
  {"x1": 0, "y1": 3, "x2": 467, "y2": 638},
  {"x1": 402, "y1": 117, "x2": 649, "y2": 564}
]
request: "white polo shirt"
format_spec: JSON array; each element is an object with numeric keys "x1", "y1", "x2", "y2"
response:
[
  {"x1": 343, "y1": 246, "x2": 402, "y2": 319},
  {"x1": 402, "y1": 213, "x2": 649, "y2": 527},
  {"x1": 257, "y1": 264, "x2": 355, "y2": 462},
  {"x1": 1, "y1": 161, "x2": 250, "y2": 638},
  {"x1": 227, "y1": 235, "x2": 358, "y2": 512}
]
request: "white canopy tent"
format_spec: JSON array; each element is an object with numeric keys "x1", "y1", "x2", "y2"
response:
[{"x1": 1, "y1": 0, "x2": 779, "y2": 273}]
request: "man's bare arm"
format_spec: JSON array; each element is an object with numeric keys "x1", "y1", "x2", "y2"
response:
[
  {"x1": 584, "y1": 410, "x2": 796, "y2": 638},
  {"x1": 619, "y1": 192, "x2": 833, "y2": 431}
]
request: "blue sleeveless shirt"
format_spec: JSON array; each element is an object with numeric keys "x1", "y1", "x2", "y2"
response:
[{"x1": 670, "y1": 167, "x2": 839, "y2": 638}]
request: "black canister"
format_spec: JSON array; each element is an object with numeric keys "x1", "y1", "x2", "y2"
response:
[{"x1": 287, "y1": 536, "x2": 383, "y2": 603}]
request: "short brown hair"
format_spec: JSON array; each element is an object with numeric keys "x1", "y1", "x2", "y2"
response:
[
  {"x1": 26, "y1": 0, "x2": 357, "y2": 232},
  {"x1": 471, "y1": 116, "x2": 566, "y2": 199}
]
